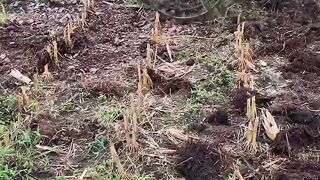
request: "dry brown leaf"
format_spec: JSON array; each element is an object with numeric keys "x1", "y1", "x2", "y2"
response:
[
  {"x1": 261, "y1": 108, "x2": 280, "y2": 140},
  {"x1": 244, "y1": 59, "x2": 258, "y2": 72},
  {"x1": 234, "y1": 165, "x2": 245, "y2": 180},
  {"x1": 79, "y1": 168, "x2": 88, "y2": 180},
  {"x1": 9, "y1": 69, "x2": 32, "y2": 84},
  {"x1": 166, "y1": 42, "x2": 174, "y2": 62},
  {"x1": 142, "y1": 68, "x2": 153, "y2": 89},
  {"x1": 166, "y1": 128, "x2": 189, "y2": 141}
]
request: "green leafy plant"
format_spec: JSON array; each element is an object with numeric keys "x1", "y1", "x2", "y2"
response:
[
  {"x1": 14, "y1": 130, "x2": 41, "y2": 148},
  {"x1": 0, "y1": 94, "x2": 19, "y2": 125},
  {"x1": 95, "y1": 105, "x2": 122, "y2": 125}
]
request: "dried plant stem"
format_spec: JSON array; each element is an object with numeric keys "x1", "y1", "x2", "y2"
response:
[
  {"x1": 124, "y1": 111, "x2": 131, "y2": 146},
  {"x1": 109, "y1": 139, "x2": 126, "y2": 176}
]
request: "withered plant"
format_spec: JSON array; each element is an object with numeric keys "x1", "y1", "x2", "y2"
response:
[
  {"x1": 151, "y1": 12, "x2": 162, "y2": 43},
  {"x1": 244, "y1": 96, "x2": 259, "y2": 150},
  {"x1": 42, "y1": 64, "x2": 54, "y2": 83},
  {"x1": 52, "y1": 40, "x2": 59, "y2": 64},
  {"x1": 234, "y1": 21, "x2": 256, "y2": 89}
]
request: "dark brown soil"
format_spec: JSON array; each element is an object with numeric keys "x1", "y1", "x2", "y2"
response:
[
  {"x1": 275, "y1": 161, "x2": 320, "y2": 180},
  {"x1": 255, "y1": 0, "x2": 320, "y2": 79},
  {"x1": 206, "y1": 110, "x2": 230, "y2": 126},
  {"x1": 147, "y1": 68, "x2": 192, "y2": 95},
  {"x1": 1, "y1": 0, "x2": 320, "y2": 179},
  {"x1": 231, "y1": 88, "x2": 274, "y2": 114},
  {"x1": 174, "y1": 140, "x2": 227, "y2": 180},
  {"x1": 271, "y1": 125, "x2": 319, "y2": 155}
]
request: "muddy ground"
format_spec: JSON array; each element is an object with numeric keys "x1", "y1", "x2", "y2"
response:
[{"x1": 0, "y1": 0, "x2": 319, "y2": 179}]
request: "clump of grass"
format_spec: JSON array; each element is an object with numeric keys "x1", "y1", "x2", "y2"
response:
[
  {"x1": 58, "y1": 98, "x2": 75, "y2": 113},
  {"x1": 95, "y1": 105, "x2": 122, "y2": 126},
  {"x1": 0, "y1": 89, "x2": 46, "y2": 179},
  {"x1": 179, "y1": 51, "x2": 235, "y2": 114},
  {"x1": 86, "y1": 137, "x2": 109, "y2": 159},
  {"x1": 187, "y1": 64, "x2": 235, "y2": 114},
  {"x1": 175, "y1": 50, "x2": 195, "y2": 61},
  {"x1": 0, "y1": 94, "x2": 19, "y2": 125}
]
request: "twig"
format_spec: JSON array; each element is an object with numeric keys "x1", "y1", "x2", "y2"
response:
[
  {"x1": 35, "y1": 144, "x2": 67, "y2": 154},
  {"x1": 285, "y1": 133, "x2": 291, "y2": 157}
]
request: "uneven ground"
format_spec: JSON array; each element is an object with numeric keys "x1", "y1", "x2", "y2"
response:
[{"x1": 0, "y1": 0, "x2": 319, "y2": 179}]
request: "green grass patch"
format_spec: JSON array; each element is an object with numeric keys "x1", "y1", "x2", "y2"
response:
[
  {"x1": 181, "y1": 52, "x2": 236, "y2": 114},
  {"x1": 0, "y1": 92, "x2": 45, "y2": 179},
  {"x1": 95, "y1": 105, "x2": 122, "y2": 126}
]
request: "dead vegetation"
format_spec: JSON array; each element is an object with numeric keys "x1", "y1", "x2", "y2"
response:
[{"x1": 0, "y1": 0, "x2": 319, "y2": 179}]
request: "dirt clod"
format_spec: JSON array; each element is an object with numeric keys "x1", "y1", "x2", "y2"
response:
[
  {"x1": 271, "y1": 125, "x2": 319, "y2": 155},
  {"x1": 185, "y1": 59, "x2": 195, "y2": 66},
  {"x1": 174, "y1": 140, "x2": 224, "y2": 180},
  {"x1": 82, "y1": 78, "x2": 127, "y2": 97},
  {"x1": 232, "y1": 88, "x2": 274, "y2": 113},
  {"x1": 206, "y1": 110, "x2": 230, "y2": 126},
  {"x1": 286, "y1": 109, "x2": 318, "y2": 125},
  {"x1": 187, "y1": 122, "x2": 208, "y2": 133},
  {"x1": 35, "y1": 116, "x2": 57, "y2": 142},
  {"x1": 147, "y1": 68, "x2": 192, "y2": 95}
]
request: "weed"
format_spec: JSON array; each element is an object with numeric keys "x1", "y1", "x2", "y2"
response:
[
  {"x1": 186, "y1": 100, "x2": 202, "y2": 114},
  {"x1": 0, "y1": 94, "x2": 19, "y2": 124},
  {"x1": 95, "y1": 105, "x2": 122, "y2": 126},
  {"x1": 175, "y1": 50, "x2": 195, "y2": 61},
  {"x1": 225, "y1": 170, "x2": 236, "y2": 180},
  {"x1": 97, "y1": 94, "x2": 108, "y2": 101},
  {"x1": 14, "y1": 130, "x2": 41, "y2": 149},
  {"x1": 195, "y1": 54, "x2": 221, "y2": 70},
  {"x1": 183, "y1": 51, "x2": 235, "y2": 114},
  {"x1": 86, "y1": 137, "x2": 108, "y2": 160},
  {"x1": 190, "y1": 67, "x2": 235, "y2": 105},
  {"x1": 0, "y1": 91, "x2": 44, "y2": 179},
  {"x1": 58, "y1": 98, "x2": 75, "y2": 112},
  {"x1": 134, "y1": 173, "x2": 153, "y2": 180},
  {"x1": 26, "y1": 100, "x2": 39, "y2": 113},
  {"x1": 0, "y1": 143, "x2": 39, "y2": 179},
  {"x1": 82, "y1": 161, "x2": 122, "y2": 179},
  {"x1": 55, "y1": 176, "x2": 66, "y2": 180}
]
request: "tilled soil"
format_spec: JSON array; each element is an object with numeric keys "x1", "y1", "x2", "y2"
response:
[{"x1": 0, "y1": 0, "x2": 320, "y2": 179}]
